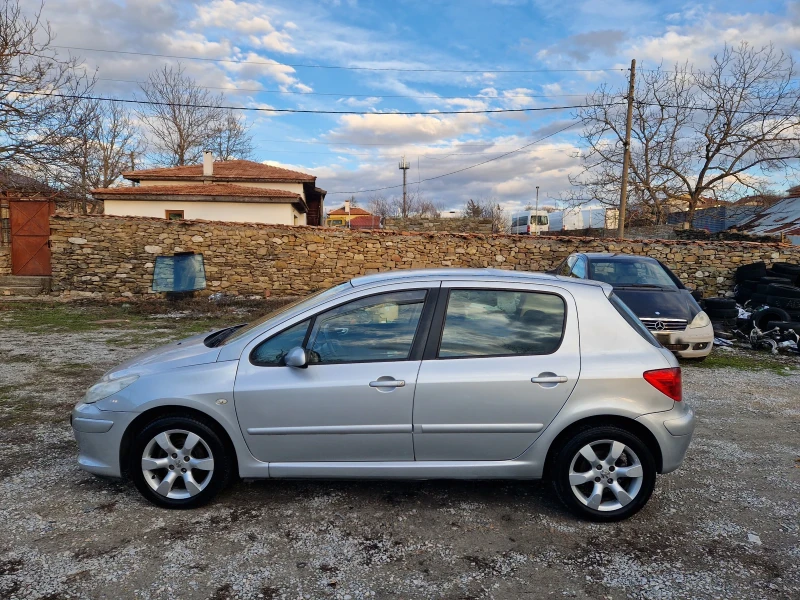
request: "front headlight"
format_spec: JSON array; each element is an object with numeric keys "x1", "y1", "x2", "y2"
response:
[
  {"x1": 689, "y1": 311, "x2": 711, "y2": 329},
  {"x1": 83, "y1": 374, "x2": 139, "y2": 404}
]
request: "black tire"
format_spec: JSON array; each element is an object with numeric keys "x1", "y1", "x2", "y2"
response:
[
  {"x1": 770, "y1": 262, "x2": 800, "y2": 279},
  {"x1": 752, "y1": 306, "x2": 791, "y2": 330},
  {"x1": 737, "y1": 281, "x2": 758, "y2": 292},
  {"x1": 705, "y1": 307, "x2": 739, "y2": 319},
  {"x1": 766, "y1": 284, "x2": 800, "y2": 299},
  {"x1": 129, "y1": 415, "x2": 234, "y2": 509},
  {"x1": 551, "y1": 425, "x2": 657, "y2": 522},
  {"x1": 765, "y1": 295, "x2": 800, "y2": 311},
  {"x1": 735, "y1": 262, "x2": 767, "y2": 283},
  {"x1": 765, "y1": 320, "x2": 800, "y2": 332},
  {"x1": 759, "y1": 276, "x2": 793, "y2": 287},
  {"x1": 703, "y1": 297, "x2": 736, "y2": 310},
  {"x1": 750, "y1": 293, "x2": 767, "y2": 306}
]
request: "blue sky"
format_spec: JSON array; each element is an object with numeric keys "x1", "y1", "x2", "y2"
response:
[{"x1": 36, "y1": 0, "x2": 800, "y2": 212}]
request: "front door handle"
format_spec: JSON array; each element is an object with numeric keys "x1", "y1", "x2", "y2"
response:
[
  {"x1": 369, "y1": 379, "x2": 406, "y2": 388},
  {"x1": 531, "y1": 375, "x2": 568, "y2": 384}
]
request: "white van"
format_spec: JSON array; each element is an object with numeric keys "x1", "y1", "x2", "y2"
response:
[{"x1": 510, "y1": 210, "x2": 549, "y2": 235}]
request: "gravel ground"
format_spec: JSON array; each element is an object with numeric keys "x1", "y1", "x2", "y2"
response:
[{"x1": 0, "y1": 304, "x2": 798, "y2": 600}]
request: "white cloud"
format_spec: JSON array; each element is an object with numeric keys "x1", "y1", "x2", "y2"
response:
[
  {"x1": 337, "y1": 97, "x2": 383, "y2": 108},
  {"x1": 328, "y1": 113, "x2": 490, "y2": 146}
]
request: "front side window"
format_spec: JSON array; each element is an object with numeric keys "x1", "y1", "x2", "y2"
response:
[
  {"x1": 438, "y1": 289, "x2": 566, "y2": 358},
  {"x1": 570, "y1": 257, "x2": 587, "y2": 278},
  {"x1": 307, "y1": 290, "x2": 427, "y2": 364},
  {"x1": 251, "y1": 320, "x2": 310, "y2": 365}
]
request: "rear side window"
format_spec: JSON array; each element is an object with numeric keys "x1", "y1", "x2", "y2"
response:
[
  {"x1": 608, "y1": 293, "x2": 660, "y2": 347},
  {"x1": 438, "y1": 289, "x2": 566, "y2": 358}
]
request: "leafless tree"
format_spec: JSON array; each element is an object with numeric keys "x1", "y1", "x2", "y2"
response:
[
  {"x1": 573, "y1": 43, "x2": 800, "y2": 226},
  {"x1": 210, "y1": 109, "x2": 254, "y2": 161},
  {"x1": 462, "y1": 197, "x2": 508, "y2": 232},
  {"x1": 61, "y1": 99, "x2": 144, "y2": 213},
  {"x1": 138, "y1": 64, "x2": 254, "y2": 166},
  {"x1": 367, "y1": 194, "x2": 396, "y2": 218},
  {"x1": 0, "y1": 0, "x2": 95, "y2": 178}
]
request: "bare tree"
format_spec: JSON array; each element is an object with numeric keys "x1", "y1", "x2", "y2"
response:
[
  {"x1": 0, "y1": 0, "x2": 95, "y2": 177},
  {"x1": 367, "y1": 194, "x2": 396, "y2": 218},
  {"x1": 138, "y1": 64, "x2": 252, "y2": 166},
  {"x1": 574, "y1": 43, "x2": 800, "y2": 226},
  {"x1": 62, "y1": 99, "x2": 144, "y2": 212},
  {"x1": 210, "y1": 109, "x2": 254, "y2": 161}
]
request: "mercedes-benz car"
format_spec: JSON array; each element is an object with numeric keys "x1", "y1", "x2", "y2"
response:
[
  {"x1": 71, "y1": 268, "x2": 694, "y2": 521},
  {"x1": 551, "y1": 253, "x2": 713, "y2": 360}
]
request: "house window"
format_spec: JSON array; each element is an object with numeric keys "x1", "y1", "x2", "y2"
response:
[{"x1": 166, "y1": 210, "x2": 184, "y2": 220}]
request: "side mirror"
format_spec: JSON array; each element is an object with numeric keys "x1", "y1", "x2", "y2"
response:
[{"x1": 284, "y1": 346, "x2": 308, "y2": 368}]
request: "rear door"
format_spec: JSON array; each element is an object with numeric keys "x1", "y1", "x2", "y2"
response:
[{"x1": 413, "y1": 281, "x2": 580, "y2": 461}]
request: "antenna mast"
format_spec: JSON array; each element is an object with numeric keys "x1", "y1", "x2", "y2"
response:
[{"x1": 399, "y1": 156, "x2": 411, "y2": 217}]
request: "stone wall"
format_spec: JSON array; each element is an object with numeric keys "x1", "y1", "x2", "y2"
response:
[
  {"x1": 0, "y1": 247, "x2": 10, "y2": 277},
  {"x1": 384, "y1": 217, "x2": 495, "y2": 234},
  {"x1": 49, "y1": 214, "x2": 800, "y2": 299}
]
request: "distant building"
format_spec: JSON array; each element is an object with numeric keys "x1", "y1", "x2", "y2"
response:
[
  {"x1": 325, "y1": 204, "x2": 378, "y2": 228},
  {"x1": 91, "y1": 154, "x2": 326, "y2": 226}
]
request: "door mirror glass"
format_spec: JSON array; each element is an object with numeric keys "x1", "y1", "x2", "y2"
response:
[{"x1": 284, "y1": 346, "x2": 308, "y2": 368}]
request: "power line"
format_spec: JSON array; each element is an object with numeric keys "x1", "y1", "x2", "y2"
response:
[
  {"x1": 93, "y1": 76, "x2": 591, "y2": 100},
  {"x1": 327, "y1": 121, "x2": 581, "y2": 195},
  {"x1": 56, "y1": 45, "x2": 627, "y2": 74},
  {"x1": 9, "y1": 89, "x2": 608, "y2": 115}
]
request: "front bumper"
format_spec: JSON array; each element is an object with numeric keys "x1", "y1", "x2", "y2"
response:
[
  {"x1": 636, "y1": 402, "x2": 696, "y2": 474},
  {"x1": 653, "y1": 323, "x2": 714, "y2": 358},
  {"x1": 71, "y1": 403, "x2": 137, "y2": 478}
]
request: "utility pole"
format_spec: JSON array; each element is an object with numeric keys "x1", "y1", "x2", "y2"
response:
[
  {"x1": 617, "y1": 58, "x2": 636, "y2": 239},
  {"x1": 534, "y1": 186, "x2": 540, "y2": 235},
  {"x1": 399, "y1": 156, "x2": 410, "y2": 217}
]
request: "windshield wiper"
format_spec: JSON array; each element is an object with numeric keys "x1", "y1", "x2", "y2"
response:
[
  {"x1": 614, "y1": 283, "x2": 670, "y2": 289},
  {"x1": 204, "y1": 324, "x2": 247, "y2": 348}
]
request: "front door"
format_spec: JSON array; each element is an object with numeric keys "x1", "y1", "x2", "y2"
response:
[
  {"x1": 234, "y1": 288, "x2": 435, "y2": 463},
  {"x1": 10, "y1": 200, "x2": 54, "y2": 276},
  {"x1": 413, "y1": 282, "x2": 581, "y2": 461}
]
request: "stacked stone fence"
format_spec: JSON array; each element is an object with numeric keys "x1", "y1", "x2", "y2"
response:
[
  {"x1": 0, "y1": 247, "x2": 9, "y2": 276},
  {"x1": 383, "y1": 216, "x2": 495, "y2": 234},
  {"x1": 48, "y1": 214, "x2": 800, "y2": 299}
]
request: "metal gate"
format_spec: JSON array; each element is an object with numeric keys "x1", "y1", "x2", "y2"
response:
[{"x1": 9, "y1": 199, "x2": 55, "y2": 276}]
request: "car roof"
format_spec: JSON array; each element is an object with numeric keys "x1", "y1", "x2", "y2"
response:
[
  {"x1": 580, "y1": 253, "x2": 659, "y2": 263},
  {"x1": 350, "y1": 268, "x2": 610, "y2": 291}
]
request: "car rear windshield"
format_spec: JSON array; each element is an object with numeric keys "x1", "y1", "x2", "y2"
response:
[
  {"x1": 590, "y1": 259, "x2": 677, "y2": 287},
  {"x1": 608, "y1": 292, "x2": 661, "y2": 347}
]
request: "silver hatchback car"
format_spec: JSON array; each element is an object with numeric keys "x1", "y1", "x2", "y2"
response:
[{"x1": 72, "y1": 269, "x2": 695, "y2": 521}]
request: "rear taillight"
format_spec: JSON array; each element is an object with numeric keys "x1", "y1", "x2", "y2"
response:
[
  {"x1": 527, "y1": 225, "x2": 531, "y2": 233},
  {"x1": 643, "y1": 367, "x2": 682, "y2": 401}
]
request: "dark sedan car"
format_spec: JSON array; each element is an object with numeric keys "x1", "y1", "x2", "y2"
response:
[{"x1": 552, "y1": 253, "x2": 713, "y2": 359}]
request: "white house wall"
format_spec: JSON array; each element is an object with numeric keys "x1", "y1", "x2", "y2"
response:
[{"x1": 104, "y1": 199, "x2": 305, "y2": 225}]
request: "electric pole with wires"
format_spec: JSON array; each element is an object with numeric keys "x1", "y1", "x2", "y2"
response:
[{"x1": 617, "y1": 58, "x2": 636, "y2": 239}]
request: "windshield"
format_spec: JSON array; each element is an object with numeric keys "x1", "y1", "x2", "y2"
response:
[
  {"x1": 589, "y1": 259, "x2": 677, "y2": 288},
  {"x1": 221, "y1": 282, "x2": 352, "y2": 345}
]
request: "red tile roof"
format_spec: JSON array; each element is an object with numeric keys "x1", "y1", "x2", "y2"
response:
[
  {"x1": 91, "y1": 183, "x2": 302, "y2": 200},
  {"x1": 349, "y1": 215, "x2": 382, "y2": 229},
  {"x1": 327, "y1": 206, "x2": 372, "y2": 216},
  {"x1": 122, "y1": 160, "x2": 315, "y2": 183}
]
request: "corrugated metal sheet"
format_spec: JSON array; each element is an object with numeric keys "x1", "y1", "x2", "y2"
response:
[
  {"x1": 737, "y1": 197, "x2": 800, "y2": 243},
  {"x1": 667, "y1": 205, "x2": 759, "y2": 233}
]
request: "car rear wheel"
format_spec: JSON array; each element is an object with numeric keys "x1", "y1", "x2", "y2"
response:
[
  {"x1": 552, "y1": 425, "x2": 656, "y2": 521},
  {"x1": 129, "y1": 416, "x2": 233, "y2": 509}
]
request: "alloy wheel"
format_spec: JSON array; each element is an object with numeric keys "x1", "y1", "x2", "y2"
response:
[
  {"x1": 568, "y1": 439, "x2": 644, "y2": 512},
  {"x1": 141, "y1": 429, "x2": 215, "y2": 499}
]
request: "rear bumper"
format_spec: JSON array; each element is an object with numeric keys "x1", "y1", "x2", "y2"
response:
[
  {"x1": 71, "y1": 403, "x2": 136, "y2": 478},
  {"x1": 636, "y1": 402, "x2": 696, "y2": 474}
]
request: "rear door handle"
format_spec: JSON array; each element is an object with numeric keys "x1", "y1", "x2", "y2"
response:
[
  {"x1": 369, "y1": 380, "x2": 406, "y2": 388},
  {"x1": 531, "y1": 375, "x2": 568, "y2": 384}
]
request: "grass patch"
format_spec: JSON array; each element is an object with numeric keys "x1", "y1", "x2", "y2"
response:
[{"x1": 690, "y1": 351, "x2": 799, "y2": 376}]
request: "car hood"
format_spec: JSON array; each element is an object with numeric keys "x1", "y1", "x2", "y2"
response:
[
  {"x1": 613, "y1": 287, "x2": 700, "y2": 321},
  {"x1": 104, "y1": 331, "x2": 223, "y2": 378}
]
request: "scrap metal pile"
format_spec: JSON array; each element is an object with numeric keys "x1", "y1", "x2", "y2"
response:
[{"x1": 701, "y1": 262, "x2": 800, "y2": 354}]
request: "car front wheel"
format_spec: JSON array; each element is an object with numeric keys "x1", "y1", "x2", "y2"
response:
[
  {"x1": 552, "y1": 425, "x2": 656, "y2": 521},
  {"x1": 129, "y1": 415, "x2": 233, "y2": 509}
]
